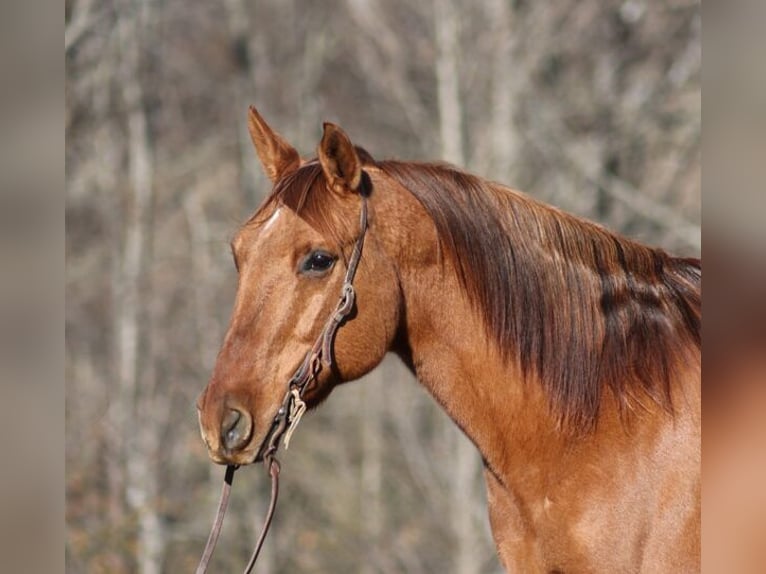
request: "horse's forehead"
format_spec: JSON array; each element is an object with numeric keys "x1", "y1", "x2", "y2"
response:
[{"x1": 234, "y1": 205, "x2": 309, "y2": 252}]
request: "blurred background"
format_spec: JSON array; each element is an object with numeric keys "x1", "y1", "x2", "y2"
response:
[{"x1": 65, "y1": 0, "x2": 700, "y2": 572}]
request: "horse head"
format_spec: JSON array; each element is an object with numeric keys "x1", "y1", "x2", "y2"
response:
[{"x1": 196, "y1": 108, "x2": 401, "y2": 465}]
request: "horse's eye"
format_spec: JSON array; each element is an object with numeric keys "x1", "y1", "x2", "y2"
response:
[{"x1": 300, "y1": 251, "x2": 336, "y2": 275}]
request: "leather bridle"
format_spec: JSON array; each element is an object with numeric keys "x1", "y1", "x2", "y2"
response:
[{"x1": 196, "y1": 195, "x2": 369, "y2": 574}]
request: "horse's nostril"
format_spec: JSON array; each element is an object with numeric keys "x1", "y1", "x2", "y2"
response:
[{"x1": 221, "y1": 408, "x2": 252, "y2": 452}]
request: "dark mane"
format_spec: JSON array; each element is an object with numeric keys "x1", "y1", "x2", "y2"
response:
[
  {"x1": 257, "y1": 156, "x2": 701, "y2": 431},
  {"x1": 378, "y1": 160, "x2": 701, "y2": 430}
]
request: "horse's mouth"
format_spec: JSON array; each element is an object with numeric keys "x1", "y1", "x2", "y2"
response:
[{"x1": 207, "y1": 444, "x2": 259, "y2": 466}]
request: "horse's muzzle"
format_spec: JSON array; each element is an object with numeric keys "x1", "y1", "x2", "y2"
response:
[{"x1": 197, "y1": 390, "x2": 258, "y2": 465}]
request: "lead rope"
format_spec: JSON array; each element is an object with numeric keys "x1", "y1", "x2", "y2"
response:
[
  {"x1": 243, "y1": 456, "x2": 280, "y2": 573},
  {"x1": 195, "y1": 465, "x2": 237, "y2": 574},
  {"x1": 195, "y1": 457, "x2": 281, "y2": 574}
]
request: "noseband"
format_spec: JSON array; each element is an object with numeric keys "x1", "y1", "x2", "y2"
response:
[{"x1": 196, "y1": 196, "x2": 369, "y2": 574}]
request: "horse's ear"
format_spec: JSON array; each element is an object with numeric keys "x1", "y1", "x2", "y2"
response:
[
  {"x1": 247, "y1": 106, "x2": 300, "y2": 183},
  {"x1": 317, "y1": 122, "x2": 362, "y2": 192}
]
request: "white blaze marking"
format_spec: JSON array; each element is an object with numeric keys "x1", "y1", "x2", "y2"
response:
[{"x1": 262, "y1": 208, "x2": 281, "y2": 232}]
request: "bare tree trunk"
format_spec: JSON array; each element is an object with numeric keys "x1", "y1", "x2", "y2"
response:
[
  {"x1": 183, "y1": 194, "x2": 221, "y2": 371},
  {"x1": 113, "y1": 1, "x2": 164, "y2": 572},
  {"x1": 435, "y1": 0, "x2": 463, "y2": 167},
  {"x1": 102, "y1": 121, "x2": 128, "y2": 538},
  {"x1": 486, "y1": 0, "x2": 520, "y2": 184},
  {"x1": 297, "y1": 23, "x2": 328, "y2": 146},
  {"x1": 434, "y1": 2, "x2": 482, "y2": 572},
  {"x1": 224, "y1": 0, "x2": 264, "y2": 210}
]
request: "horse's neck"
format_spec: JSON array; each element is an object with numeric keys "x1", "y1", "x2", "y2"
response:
[
  {"x1": 377, "y1": 177, "x2": 694, "y2": 492},
  {"x1": 375, "y1": 174, "x2": 699, "y2": 570},
  {"x1": 395, "y1": 264, "x2": 698, "y2": 506},
  {"x1": 374, "y1": 178, "x2": 559, "y2": 472},
  {"x1": 395, "y1": 263, "x2": 566, "y2": 473},
  {"x1": 371, "y1": 177, "x2": 542, "y2": 463}
]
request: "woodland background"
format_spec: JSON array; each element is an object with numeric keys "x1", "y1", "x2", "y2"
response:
[{"x1": 65, "y1": 0, "x2": 700, "y2": 572}]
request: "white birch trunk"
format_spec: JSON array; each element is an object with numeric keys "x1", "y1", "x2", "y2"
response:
[
  {"x1": 224, "y1": 0, "x2": 263, "y2": 209},
  {"x1": 114, "y1": 1, "x2": 164, "y2": 572},
  {"x1": 487, "y1": 0, "x2": 520, "y2": 184},
  {"x1": 435, "y1": 0, "x2": 463, "y2": 167}
]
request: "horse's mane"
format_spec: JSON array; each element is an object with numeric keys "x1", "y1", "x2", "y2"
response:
[{"x1": 257, "y1": 153, "x2": 701, "y2": 431}]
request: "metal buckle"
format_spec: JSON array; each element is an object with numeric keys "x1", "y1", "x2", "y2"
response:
[{"x1": 283, "y1": 388, "x2": 307, "y2": 450}]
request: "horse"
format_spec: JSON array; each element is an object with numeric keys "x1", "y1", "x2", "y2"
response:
[{"x1": 196, "y1": 107, "x2": 701, "y2": 573}]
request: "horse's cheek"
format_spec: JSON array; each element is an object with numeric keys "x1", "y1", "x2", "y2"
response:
[{"x1": 337, "y1": 273, "x2": 400, "y2": 381}]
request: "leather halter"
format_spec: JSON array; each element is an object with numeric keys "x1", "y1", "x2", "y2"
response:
[{"x1": 196, "y1": 195, "x2": 369, "y2": 574}]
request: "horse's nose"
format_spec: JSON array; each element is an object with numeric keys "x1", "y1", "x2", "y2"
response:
[{"x1": 221, "y1": 407, "x2": 252, "y2": 452}]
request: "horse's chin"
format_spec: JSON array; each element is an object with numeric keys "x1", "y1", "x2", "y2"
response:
[{"x1": 208, "y1": 448, "x2": 259, "y2": 466}]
